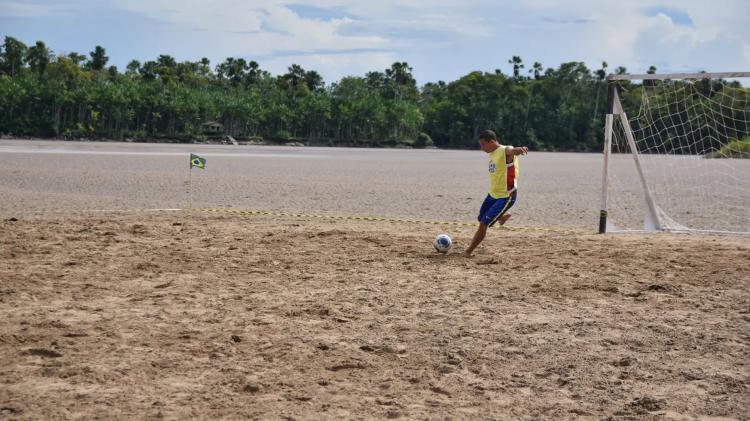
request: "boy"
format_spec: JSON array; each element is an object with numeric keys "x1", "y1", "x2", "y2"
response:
[{"x1": 463, "y1": 130, "x2": 528, "y2": 257}]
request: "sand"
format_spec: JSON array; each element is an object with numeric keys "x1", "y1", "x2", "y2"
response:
[
  {"x1": 1, "y1": 140, "x2": 749, "y2": 419},
  {"x1": 0, "y1": 139, "x2": 625, "y2": 229},
  {"x1": 1, "y1": 212, "x2": 749, "y2": 420}
]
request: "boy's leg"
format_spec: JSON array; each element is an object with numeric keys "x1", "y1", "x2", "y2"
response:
[
  {"x1": 465, "y1": 195, "x2": 496, "y2": 257},
  {"x1": 495, "y1": 194, "x2": 517, "y2": 226},
  {"x1": 464, "y1": 194, "x2": 515, "y2": 256},
  {"x1": 477, "y1": 195, "x2": 494, "y2": 222},
  {"x1": 463, "y1": 222, "x2": 488, "y2": 257}
]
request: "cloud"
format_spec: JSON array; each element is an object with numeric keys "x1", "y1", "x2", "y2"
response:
[
  {"x1": 0, "y1": 0, "x2": 72, "y2": 16},
  {"x1": 111, "y1": 1, "x2": 390, "y2": 55},
  {"x1": 113, "y1": 0, "x2": 486, "y2": 50},
  {"x1": 263, "y1": 48, "x2": 393, "y2": 58},
  {"x1": 633, "y1": 13, "x2": 749, "y2": 72},
  {"x1": 642, "y1": 6, "x2": 693, "y2": 27},
  {"x1": 4, "y1": 0, "x2": 748, "y2": 84},
  {"x1": 286, "y1": 4, "x2": 353, "y2": 21},
  {"x1": 541, "y1": 17, "x2": 597, "y2": 24},
  {"x1": 104, "y1": 0, "x2": 750, "y2": 80},
  {"x1": 262, "y1": 50, "x2": 398, "y2": 82},
  {"x1": 102, "y1": 0, "x2": 404, "y2": 81},
  {"x1": 523, "y1": 0, "x2": 750, "y2": 74},
  {"x1": 113, "y1": 0, "x2": 267, "y2": 33}
]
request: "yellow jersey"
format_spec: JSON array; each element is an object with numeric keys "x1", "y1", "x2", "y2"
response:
[{"x1": 488, "y1": 146, "x2": 519, "y2": 199}]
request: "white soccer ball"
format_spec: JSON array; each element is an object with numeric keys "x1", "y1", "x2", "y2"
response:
[{"x1": 433, "y1": 234, "x2": 452, "y2": 253}]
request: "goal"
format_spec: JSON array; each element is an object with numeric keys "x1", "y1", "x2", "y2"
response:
[{"x1": 599, "y1": 72, "x2": 750, "y2": 234}]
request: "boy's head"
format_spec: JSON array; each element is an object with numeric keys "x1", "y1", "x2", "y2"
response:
[{"x1": 478, "y1": 129, "x2": 499, "y2": 153}]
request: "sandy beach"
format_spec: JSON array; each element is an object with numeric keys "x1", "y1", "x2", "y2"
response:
[
  {"x1": 1, "y1": 140, "x2": 749, "y2": 419},
  {"x1": 0, "y1": 139, "x2": 619, "y2": 229}
]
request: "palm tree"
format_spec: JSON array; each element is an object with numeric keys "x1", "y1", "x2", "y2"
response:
[
  {"x1": 26, "y1": 41, "x2": 51, "y2": 78},
  {"x1": 1, "y1": 36, "x2": 28, "y2": 77},
  {"x1": 216, "y1": 57, "x2": 248, "y2": 86},
  {"x1": 281, "y1": 64, "x2": 307, "y2": 90},
  {"x1": 365, "y1": 71, "x2": 386, "y2": 92},
  {"x1": 67, "y1": 52, "x2": 86, "y2": 66},
  {"x1": 198, "y1": 58, "x2": 211, "y2": 77},
  {"x1": 385, "y1": 62, "x2": 417, "y2": 102},
  {"x1": 595, "y1": 61, "x2": 608, "y2": 81},
  {"x1": 157, "y1": 55, "x2": 177, "y2": 69},
  {"x1": 244, "y1": 60, "x2": 261, "y2": 85},
  {"x1": 126, "y1": 60, "x2": 141, "y2": 75},
  {"x1": 88, "y1": 45, "x2": 108, "y2": 71},
  {"x1": 644, "y1": 65, "x2": 657, "y2": 87},
  {"x1": 508, "y1": 56, "x2": 524, "y2": 78},
  {"x1": 530, "y1": 61, "x2": 543, "y2": 79},
  {"x1": 593, "y1": 61, "x2": 609, "y2": 122},
  {"x1": 386, "y1": 62, "x2": 415, "y2": 87},
  {"x1": 304, "y1": 70, "x2": 324, "y2": 91}
]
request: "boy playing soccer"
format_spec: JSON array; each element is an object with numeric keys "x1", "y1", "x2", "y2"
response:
[{"x1": 463, "y1": 130, "x2": 528, "y2": 257}]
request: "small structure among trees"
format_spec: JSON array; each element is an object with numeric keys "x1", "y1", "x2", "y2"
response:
[{"x1": 201, "y1": 121, "x2": 224, "y2": 134}]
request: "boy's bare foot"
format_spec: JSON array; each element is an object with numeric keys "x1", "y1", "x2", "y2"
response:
[
  {"x1": 499, "y1": 213, "x2": 512, "y2": 225},
  {"x1": 461, "y1": 250, "x2": 474, "y2": 258}
]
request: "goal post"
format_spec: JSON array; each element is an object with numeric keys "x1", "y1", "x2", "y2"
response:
[{"x1": 600, "y1": 71, "x2": 750, "y2": 235}]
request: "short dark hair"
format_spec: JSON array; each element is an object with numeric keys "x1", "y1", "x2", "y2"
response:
[{"x1": 478, "y1": 130, "x2": 497, "y2": 142}]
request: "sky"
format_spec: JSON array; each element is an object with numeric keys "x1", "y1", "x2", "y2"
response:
[{"x1": 1, "y1": 0, "x2": 749, "y2": 85}]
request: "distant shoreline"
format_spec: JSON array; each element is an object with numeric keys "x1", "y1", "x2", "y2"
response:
[
  {"x1": 0, "y1": 136, "x2": 602, "y2": 153},
  {"x1": 0, "y1": 135, "x2": 435, "y2": 149}
]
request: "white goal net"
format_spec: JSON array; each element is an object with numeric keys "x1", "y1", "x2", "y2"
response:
[{"x1": 600, "y1": 72, "x2": 750, "y2": 234}]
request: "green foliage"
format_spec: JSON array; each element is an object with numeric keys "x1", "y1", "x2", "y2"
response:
[
  {"x1": 87, "y1": 46, "x2": 108, "y2": 71},
  {"x1": 415, "y1": 132, "x2": 433, "y2": 148},
  {"x1": 1, "y1": 36, "x2": 28, "y2": 77},
  {"x1": 1, "y1": 38, "x2": 745, "y2": 152},
  {"x1": 26, "y1": 41, "x2": 50, "y2": 78},
  {"x1": 274, "y1": 130, "x2": 292, "y2": 141},
  {"x1": 706, "y1": 136, "x2": 750, "y2": 159}
]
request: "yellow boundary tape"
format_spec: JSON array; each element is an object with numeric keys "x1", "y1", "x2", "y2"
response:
[
  {"x1": 198, "y1": 208, "x2": 582, "y2": 234},
  {"x1": 9, "y1": 207, "x2": 582, "y2": 234},
  {"x1": 200, "y1": 208, "x2": 475, "y2": 227}
]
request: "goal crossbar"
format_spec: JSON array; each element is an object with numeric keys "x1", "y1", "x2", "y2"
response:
[{"x1": 608, "y1": 72, "x2": 750, "y2": 81}]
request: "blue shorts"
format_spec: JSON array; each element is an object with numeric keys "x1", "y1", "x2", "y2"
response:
[{"x1": 478, "y1": 192, "x2": 516, "y2": 226}]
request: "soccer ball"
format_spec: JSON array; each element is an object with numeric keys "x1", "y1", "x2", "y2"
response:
[{"x1": 433, "y1": 234, "x2": 452, "y2": 253}]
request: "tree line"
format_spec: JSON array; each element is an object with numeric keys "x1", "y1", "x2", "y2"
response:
[{"x1": 0, "y1": 36, "x2": 745, "y2": 151}]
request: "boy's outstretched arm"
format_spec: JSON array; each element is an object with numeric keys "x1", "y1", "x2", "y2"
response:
[{"x1": 505, "y1": 146, "x2": 528, "y2": 157}]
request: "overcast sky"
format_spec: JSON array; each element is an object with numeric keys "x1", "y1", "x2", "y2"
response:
[{"x1": 1, "y1": 0, "x2": 748, "y2": 85}]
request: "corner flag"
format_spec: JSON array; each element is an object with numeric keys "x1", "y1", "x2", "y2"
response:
[{"x1": 190, "y1": 153, "x2": 206, "y2": 169}]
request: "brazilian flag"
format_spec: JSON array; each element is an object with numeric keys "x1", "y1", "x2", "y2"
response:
[{"x1": 190, "y1": 153, "x2": 206, "y2": 169}]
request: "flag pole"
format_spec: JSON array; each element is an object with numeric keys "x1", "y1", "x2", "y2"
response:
[
  {"x1": 187, "y1": 153, "x2": 205, "y2": 213},
  {"x1": 188, "y1": 165, "x2": 193, "y2": 212}
]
